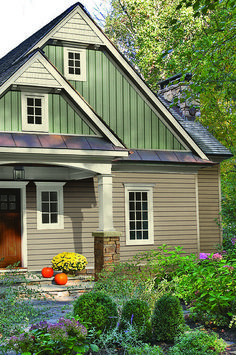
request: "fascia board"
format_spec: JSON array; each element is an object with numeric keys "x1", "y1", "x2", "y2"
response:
[
  {"x1": 0, "y1": 146, "x2": 128, "y2": 158},
  {"x1": 0, "y1": 51, "x2": 125, "y2": 148}
]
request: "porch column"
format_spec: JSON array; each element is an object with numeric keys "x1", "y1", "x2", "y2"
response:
[
  {"x1": 93, "y1": 174, "x2": 121, "y2": 280},
  {"x1": 97, "y1": 174, "x2": 114, "y2": 231}
]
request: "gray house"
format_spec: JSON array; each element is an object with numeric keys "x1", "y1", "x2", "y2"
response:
[{"x1": 0, "y1": 3, "x2": 232, "y2": 274}]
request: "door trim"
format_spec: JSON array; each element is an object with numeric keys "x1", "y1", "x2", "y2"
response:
[{"x1": 0, "y1": 182, "x2": 28, "y2": 268}]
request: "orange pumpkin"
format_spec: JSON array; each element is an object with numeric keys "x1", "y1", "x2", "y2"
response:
[
  {"x1": 54, "y1": 273, "x2": 68, "y2": 285},
  {"x1": 41, "y1": 267, "x2": 54, "y2": 278}
]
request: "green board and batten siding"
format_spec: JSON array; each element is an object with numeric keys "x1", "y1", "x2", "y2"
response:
[
  {"x1": 44, "y1": 45, "x2": 186, "y2": 151},
  {"x1": 0, "y1": 91, "x2": 95, "y2": 135}
]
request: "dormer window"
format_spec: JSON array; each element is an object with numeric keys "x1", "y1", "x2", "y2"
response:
[
  {"x1": 64, "y1": 48, "x2": 86, "y2": 81},
  {"x1": 21, "y1": 93, "x2": 48, "y2": 132}
]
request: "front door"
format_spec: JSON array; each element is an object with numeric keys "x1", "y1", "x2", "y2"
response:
[{"x1": 0, "y1": 189, "x2": 21, "y2": 268}]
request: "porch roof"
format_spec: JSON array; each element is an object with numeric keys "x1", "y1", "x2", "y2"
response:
[{"x1": 0, "y1": 132, "x2": 127, "y2": 151}]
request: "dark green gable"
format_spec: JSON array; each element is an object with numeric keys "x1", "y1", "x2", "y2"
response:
[{"x1": 44, "y1": 45, "x2": 186, "y2": 151}]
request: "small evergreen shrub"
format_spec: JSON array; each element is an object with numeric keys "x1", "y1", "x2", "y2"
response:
[
  {"x1": 73, "y1": 291, "x2": 118, "y2": 333},
  {"x1": 152, "y1": 294, "x2": 185, "y2": 342},
  {"x1": 169, "y1": 329, "x2": 226, "y2": 355},
  {"x1": 120, "y1": 298, "x2": 152, "y2": 341}
]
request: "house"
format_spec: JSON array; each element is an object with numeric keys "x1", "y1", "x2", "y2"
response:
[{"x1": 0, "y1": 3, "x2": 232, "y2": 274}]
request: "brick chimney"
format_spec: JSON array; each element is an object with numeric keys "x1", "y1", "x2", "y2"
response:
[{"x1": 158, "y1": 74, "x2": 200, "y2": 121}]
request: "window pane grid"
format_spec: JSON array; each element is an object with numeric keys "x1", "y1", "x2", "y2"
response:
[
  {"x1": 129, "y1": 191, "x2": 148, "y2": 241},
  {"x1": 68, "y1": 51, "x2": 81, "y2": 75},
  {"x1": 41, "y1": 191, "x2": 58, "y2": 224},
  {"x1": 27, "y1": 97, "x2": 42, "y2": 125}
]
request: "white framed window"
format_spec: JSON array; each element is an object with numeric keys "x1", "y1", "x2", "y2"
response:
[
  {"x1": 21, "y1": 93, "x2": 48, "y2": 132},
  {"x1": 124, "y1": 183, "x2": 155, "y2": 245},
  {"x1": 64, "y1": 48, "x2": 86, "y2": 81},
  {"x1": 35, "y1": 182, "x2": 65, "y2": 230}
]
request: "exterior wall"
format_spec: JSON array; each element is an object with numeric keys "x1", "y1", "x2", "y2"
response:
[
  {"x1": 26, "y1": 179, "x2": 98, "y2": 271},
  {"x1": 0, "y1": 91, "x2": 94, "y2": 135},
  {"x1": 198, "y1": 165, "x2": 221, "y2": 251},
  {"x1": 44, "y1": 46, "x2": 185, "y2": 151},
  {"x1": 112, "y1": 171, "x2": 199, "y2": 261}
]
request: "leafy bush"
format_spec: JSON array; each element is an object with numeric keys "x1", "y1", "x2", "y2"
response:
[
  {"x1": 174, "y1": 256, "x2": 236, "y2": 327},
  {"x1": 120, "y1": 298, "x2": 152, "y2": 342},
  {"x1": 51, "y1": 252, "x2": 87, "y2": 274},
  {"x1": 4, "y1": 317, "x2": 98, "y2": 355},
  {"x1": 169, "y1": 329, "x2": 226, "y2": 355},
  {"x1": 73, "y1": 291, "x2": 118, "y2": 333},
  {"x1": 152, "y1": 294, "x2": 185, "y2": 342}
]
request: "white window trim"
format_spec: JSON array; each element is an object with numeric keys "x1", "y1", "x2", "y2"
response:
[
  {"x1": 124, "y1": 183, "x2": 155, "y2": 245},
  {"x1": 21, "y1": 92, "x2": 49, "y2": 132},
  {"x1": 35, "y1": 182, "x2": 65, "y2": 230},
  {"x1": 64, "y1": 47, "x2": 86, "y2": 81}
]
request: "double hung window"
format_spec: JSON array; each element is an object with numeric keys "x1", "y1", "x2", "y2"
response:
[
  {"x1": 125, "y1": 184, "x2": 154, "y2": 245},
  {"x1": 35, "y1": 182, "x2": 65, "y2": 230}
]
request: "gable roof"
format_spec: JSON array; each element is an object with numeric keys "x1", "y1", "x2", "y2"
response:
[{"x1": 0, "y1": 2, "x2": 232, "y2": 161}]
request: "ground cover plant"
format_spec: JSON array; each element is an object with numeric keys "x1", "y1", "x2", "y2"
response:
[{"x1": 0, "y1": 264, "x2": 48, "y2": 341}]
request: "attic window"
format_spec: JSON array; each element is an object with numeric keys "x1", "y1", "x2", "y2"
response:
[
  {"x1": 21, "y1": 93, "x2": 48, "y2": 132},
  {"x1": 64, "y1": 48, "x2": 86, "y2": 81}
]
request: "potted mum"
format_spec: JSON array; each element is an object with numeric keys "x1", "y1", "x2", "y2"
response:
[{"x1": 51, "y1": 252, "x2": 88, "y2": 276}]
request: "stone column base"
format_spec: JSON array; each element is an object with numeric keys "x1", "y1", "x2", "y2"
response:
[{"x1": 93, "y1": 231, "x2": 122, "y2": 281}]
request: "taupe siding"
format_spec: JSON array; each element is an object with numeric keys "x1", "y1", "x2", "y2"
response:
[
  {"x1": 198, "y1": 165, "x2": 221, "y2": 251},
  {"x1": 26, "y1": 179, "x2": 98, "y2": 271},
  {"x1": 112, "y1": 172, "x2": 199, "y2": 261}
]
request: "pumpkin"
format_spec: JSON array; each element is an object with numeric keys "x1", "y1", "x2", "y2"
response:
[
  {"x1": 41, "y1": 267, "x2": 54, "y2": 278},
  {"x1": 54, "y1": 273, "x2": 68, "y2": 285}
]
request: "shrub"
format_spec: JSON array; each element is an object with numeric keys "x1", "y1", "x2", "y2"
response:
[
  {"x1": 73, "y1": 291, "x2": 118, "y2": 333},
  {"x1": 51, "y1": 252, "x2": 87, "y2": 274},
  {"x1": 126, "y1": 343, "x2": 163, "y2": 354},
  {"x1": 4, "y1": 317, "x2": 96, "y2": 355},
  {"x1": 174, "y1": 256, "x2": 236, "y2": 327},
  {"x1": 120, "y1": 298, "x2": 152, "y2": 342},
  {"x1": 169, "y1": 329, "x2": 226, "y2": 355},
  {"x1": 152, "y1": 294, "x2": 185, "y2": 342}
]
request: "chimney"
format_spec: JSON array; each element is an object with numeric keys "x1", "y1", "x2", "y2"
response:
[{"x1": 158, "y1": 73, "x2": 200, "y2": 121}]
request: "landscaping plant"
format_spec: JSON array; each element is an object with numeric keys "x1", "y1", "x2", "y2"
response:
[
  {"x1": 51, "y1": 252, "x2": 87, "y2": 274},
  {"x1": 4, "y1": 317, "x2": 99, "y2": 355},
  {"x1": 152, "y1": 294, "x2": 185, "y2": 342},
  {"x1": 120, "y1": 298, "x2": 152, "y2": 342},
  {"x1": 168, "y1": 329, "x2": 226, "y2": 355},
  {"x1": 73, "y1": 291, "x2": 118, "y2": 333},
  {"x1": 0, "y1": 265, "x2": 47, "y2": 341}
]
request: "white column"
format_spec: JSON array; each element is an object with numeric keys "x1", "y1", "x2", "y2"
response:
[{"x1": 97, "y1": 174, "x2": 114, "y2": 231}]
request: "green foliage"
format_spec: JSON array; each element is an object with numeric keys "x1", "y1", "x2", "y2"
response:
[
  {"x1": 169, "y1": 329, "x2": 226, "y2": 355},
  {"x1": 0, "y1": 266, "x2": 47, "y2": 341},
  {"x1": 152, "y1": 294, "x2": 185, "y2": 342},
  {"x1": 4, "y1": 317, "x2": 96, "y2": 355},
  {"x1": 120, "y1": 298, "x2": 152, "y2": 342},
  {"x1": 174, "y1": 256, "x2": 236, "y2": 327},
  {"x1": 127, "y1": 342, "x2": 164, "y2": 354},
  {"x1": 73, "y1": 291, "x2": 118, "y2": 333}
]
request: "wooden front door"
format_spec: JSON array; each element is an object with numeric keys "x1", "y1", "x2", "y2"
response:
[{"x1": 0, "y1": 189, "x2": 21, "y2": 268}]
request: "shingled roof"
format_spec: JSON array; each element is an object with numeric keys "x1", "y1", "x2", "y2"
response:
[
  {"x1": 0, "y1": 2, "x2": 232, "y2": 161},
  {"x1": 158, "y1": 95, "x2": 232, "y2": 158}
]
